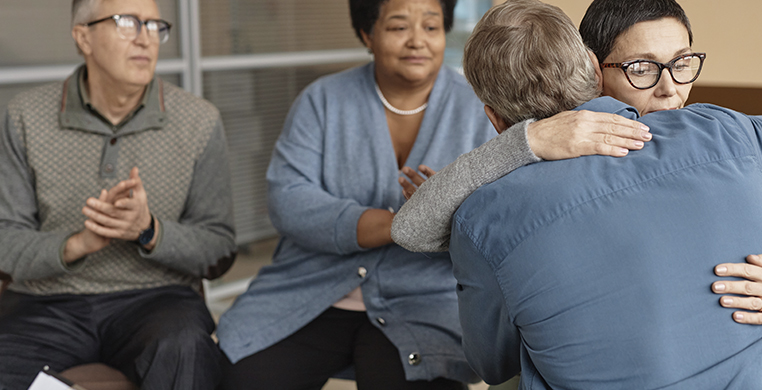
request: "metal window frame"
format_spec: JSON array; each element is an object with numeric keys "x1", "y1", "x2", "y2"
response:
[
  {"x1": 0, "y1": 0, "x2": 369, "y2": 246},
  {"x1": 0, "y1": 0, "x2": 370, "y2": 95}
]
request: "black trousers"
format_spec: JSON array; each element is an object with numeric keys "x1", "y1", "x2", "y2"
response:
[
  {"x1": 220, "y1": 307, "x2": 467, "y2": 390},
  {"x1": 0, "y1": 286, "x2": 219, "y2": 390}
]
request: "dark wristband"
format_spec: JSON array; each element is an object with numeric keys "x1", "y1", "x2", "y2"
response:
[{"x1": 135, "y1": 214, "x2": 155, "y2": 246}]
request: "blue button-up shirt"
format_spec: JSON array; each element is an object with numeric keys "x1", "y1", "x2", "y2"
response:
[{"x1": 451, "y1": 97, "x2": 762, "y2": 388}]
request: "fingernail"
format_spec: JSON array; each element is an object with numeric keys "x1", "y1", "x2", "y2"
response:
[
  {"x1": 641, "y1": 131, "x2": 652, "y2": 140},
  {"x1": 716, "y1": 266, "x2": 727, "y2": 274},
  {"x1": 734, "y1": 312, "x2": 744, "y2": 321},
  {"x1": 715, "y1": 283, "x2": 726, "y2": 291},
  {"x1": 722, "y1": 297, "x2": 733, "y2": 305},
  {"x1": 619, "y1": 148, "x2": 628, "y2": 156},
  {"x1": 634, "y1": 141, "x2": 644, "y2": 148},
  {"x1": 640, "y1": 124, "x2": 650, "y2": 131}
]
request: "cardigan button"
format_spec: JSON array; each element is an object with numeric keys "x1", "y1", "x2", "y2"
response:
[
  {"x1": 408, "y1": 353, "x2": 421, "y2": 366},
  {"x1": 104, "y1": 164, "x2": 114, "y2": 173},
  {"x1": 357, "y1": 267, "x2": 367, "y2": 278},
  {"x1": 376, "y1": 317, "x2": 386, "y2": 326}
]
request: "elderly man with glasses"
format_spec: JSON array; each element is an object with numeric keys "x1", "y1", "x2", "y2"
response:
[{"x1": 0, "y1": 0, "x2": 236, "y2": 388}]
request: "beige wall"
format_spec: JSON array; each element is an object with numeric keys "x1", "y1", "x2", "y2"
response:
[{"x1": 492, "y1": 0, "x2": 762, "y2": 88}]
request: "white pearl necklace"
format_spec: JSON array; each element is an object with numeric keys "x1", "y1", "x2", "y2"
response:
[{"x1": 374, "y1": 83, "x2": 428, "y2": 115}]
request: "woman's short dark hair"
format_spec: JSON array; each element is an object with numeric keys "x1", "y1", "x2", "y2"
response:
[
  {"x1": 579, "y1": 0, "x2": 693, "y2": 62},
  {"x1": 349, "y1": 0, "x2": 457, "y2": 44}
]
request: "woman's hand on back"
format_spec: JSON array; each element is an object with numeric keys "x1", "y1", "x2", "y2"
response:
[
  {"x1": 527, "y1": 110, "x2": 652, "y2": 160},
  {"x1": 713, "y1": 254, "x2": 762, "y2": 324}
]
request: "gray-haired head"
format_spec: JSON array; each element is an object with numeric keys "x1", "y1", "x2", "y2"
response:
[
  {"x1": 72, "y1": 0, "x2": 99, "y2": 27},
  {"x1": 463, "y1": 0, "x2": 598, "y2": 125},
  {"x1": 72, "y1": 0, "x2": 100, "y2": 54}
]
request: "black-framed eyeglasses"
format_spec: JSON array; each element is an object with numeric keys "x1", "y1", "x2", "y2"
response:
[
  {"x1": 600, "y1": 53, "x2": 706, "y2": 90},
  {"x1": 85, "y1": 14, "x2": 172, "y2": 44}
]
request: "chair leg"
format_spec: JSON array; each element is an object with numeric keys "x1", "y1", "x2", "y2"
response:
[{"x1": 59, "y1": 363, "x2": 138, "y2": 390}]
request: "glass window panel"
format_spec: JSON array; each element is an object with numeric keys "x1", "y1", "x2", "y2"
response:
[
  {"x1": 157, "y1": 73, "x2": 182, "y2": 89},
  {"x1": 200, "y1": 0, "x2": 363, "y2": 56},
  {"x1": 203, "y1": 61, "x2": 368, "y2": 243},
  {"x1": 0, "y1": 0, "x2": 180, "y2": 67},
  {"x1": 444, "y1": 0, "x2": 494, "y2": 71}
]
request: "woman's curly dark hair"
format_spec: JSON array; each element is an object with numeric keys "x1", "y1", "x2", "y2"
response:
[{"x1": 349, "y1": 0, "x2": 457, "y2": 44}]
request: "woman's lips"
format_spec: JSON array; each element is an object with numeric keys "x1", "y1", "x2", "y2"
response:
[{"x1": 402, "y1": 56, "x2": 429, "y2": 64}]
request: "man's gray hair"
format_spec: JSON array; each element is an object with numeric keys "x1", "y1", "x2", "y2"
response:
[
  {"x1": 72, "y1": 0, "x2": 99, "y2": 55},
  {"x1": 463, "y1": 0, "x2": 599, "y2": 125},
  {"x1": 72, "y1": 0, "x2": 99, "y2": 27}
]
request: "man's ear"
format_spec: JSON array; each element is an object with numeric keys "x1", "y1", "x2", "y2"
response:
[
  {"x1": 588, "y1": 50, "x2": 603, "y2": 91},
  {"x1": 72, "y1": 25, "x2": 93, "y2": 56},
  {"x1": 484, "y1": 105, "x2": 509, "y2": 134}
]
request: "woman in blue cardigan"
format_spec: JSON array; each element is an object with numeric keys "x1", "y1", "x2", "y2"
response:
[{"x1": 217, "y1": 0, "x2": 647, "y2": 389}]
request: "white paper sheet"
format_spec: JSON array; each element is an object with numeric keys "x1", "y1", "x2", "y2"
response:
[{"x1": 27, "y1": 371, "x2": 73, "y2": 390}]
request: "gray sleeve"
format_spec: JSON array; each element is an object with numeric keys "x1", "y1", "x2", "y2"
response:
[
  {"x1": 140, "y1": 118, "x2": 237, "y2": 278},
  {"x1": 391, "y1": 119, "x2": 540, "y2": 252},
  {"x1": 0, "y1": 109, "x2": 77, "y2": 281}
]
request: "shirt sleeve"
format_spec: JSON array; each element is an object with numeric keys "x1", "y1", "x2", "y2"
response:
[
  {"x1": 750, "y1": 115, "x2": 762, "y2": 150},
  {"x1": 266, "y1": 89, "x2": 370, "y2": 256},
  {"x1": 0, "y1": 108, "x2": 76, "y2": 281},
  {"x1": 391, "y1": 119, "x2": 540, "y2": 252},
  {"x1": 450, "y1": 213, "x2": 521, "y2": 384},
  {"x1": 140, "y1": 117, "x2": 237, "y2": 278}
]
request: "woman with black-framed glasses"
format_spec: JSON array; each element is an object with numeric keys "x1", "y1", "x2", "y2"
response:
[
  {"x1": 594, "y1": 17, "x2": 701, "y2": 116},
  {"x1": 600, "y1": 52, "x2": 706, "y2": 90},
  {"x1": 393, "y1": 0, "x2": 762, "y2": 352}
]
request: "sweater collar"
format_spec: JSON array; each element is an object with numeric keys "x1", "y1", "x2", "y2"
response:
[{"x1": 59, "y1": 64, "x2": 167, "y2": 136}]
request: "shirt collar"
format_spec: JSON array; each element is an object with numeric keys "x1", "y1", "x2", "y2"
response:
[
  {"x1": 60, "y1": 64, "x2": 166, "y2": 135},
  {"x1": 575, "y1": 96, "x2": 641, "y2": 120}
]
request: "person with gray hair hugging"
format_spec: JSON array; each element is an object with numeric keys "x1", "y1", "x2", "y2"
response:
[
  {"x1": 393, "y1": 0, "x2": 762, "y2": 327},
  {"x1": 445, "y1": 0, "x2": 762, "y2": 388}
]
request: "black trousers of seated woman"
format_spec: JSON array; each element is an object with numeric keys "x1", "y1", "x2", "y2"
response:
[{"x1": 220, "y1": 307, "x2": 468, "y2": 390}]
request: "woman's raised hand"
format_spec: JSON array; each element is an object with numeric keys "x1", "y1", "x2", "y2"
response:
[
  {"x1": 399, "y1": 165, "x2": 437, "y2": 200},
  {"x1": 713, "y1": 254, "x2": 762, "y2": 324},
  {"x1": 527, "y1": 110, "x2": 652, "y2": 160}
]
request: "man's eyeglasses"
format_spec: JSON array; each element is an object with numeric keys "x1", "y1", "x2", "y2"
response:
[
  {"x1": 600, "y1": 53, "x2": 706, "y2": 90},
  {"x1": 85, "y1": 14, "x2": 172, "y2": 44}
]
